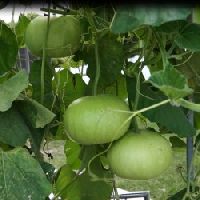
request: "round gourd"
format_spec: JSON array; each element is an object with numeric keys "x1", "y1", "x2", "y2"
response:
[
  {"x1": 25, "y1": 15, "x2": 81, "y2": 58},
  {"x1": 64, "y1": 95, "x2": 131, "y2": 144},
  {"x1": 107, "y1": 131, "x2": 173, "y2": 180}
]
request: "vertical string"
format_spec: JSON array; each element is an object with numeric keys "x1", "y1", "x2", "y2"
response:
[
  {"x1": 41, "y1": 2, "x2": 51, "y2": 104},
  {"x1": 93, "y1": 36, "x2": 100, "y2": 96}
]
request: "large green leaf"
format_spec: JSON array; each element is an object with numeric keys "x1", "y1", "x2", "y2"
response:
[
  {"x1": 16, "y1": 98, "x2": 56, "y2": 128},
  {"x1": 64, "y1": 140, "x2": 81, "y2": 170},
  {"x1": 0, "y1": 106, "x2": 30, "y2": 146},
  {"x1": 97, "y1": 74, "x2": 127, "y2": 100},
  {"x1": 175, "y1": 23, "x2": 200, "y2": 51},
  {"x1": 28, "y1": 127, "x2": 44, "y2": 160},
  {"x1": 0, "y1": 148, "x2": 51, "y2": 200},
  {"x1": 55, "y1": 165, "x2": 79, "y2": 200},
  {"x1": 53, "y1": 69, "x2": 86, "y2": 107},
  {"x1": 0, "y1": 70, "x2": 28, "y2": 112},
  {"x1": 87, "y1": 155, "x2": 113, "y2": 182},
  {"x1": 15, "y1": 14, "x2": 31, "y2": 46},
  {"x1": 148, "y1": 65, "x2": 193, "y2": 99},
  {"x1": 175, "y1": 52, "x2": 200, "y2": 91},
  {"x1": 85, "y1": 31, "x2": 124, "y2": 89},
  {"x1": 79, "y1": 145, "x2": 98, "y2": 170},
  {"x1": 78, "y1": 170, "x2": 112, "y2": 200},
  {"x1": 157, "y1": 20, "x2": 188, "y2": 34},
  {"x1": 111, "y1": 6, "x2": 191, "y2": 33},
  {"x1": 55, "y1": 165, "x2": 113, "y2": 200},
  {"x1": 137, "y1": 84, "x2": 196, "y2": 137},
  {"x1": 29, "y1": 59, "x2": 53, "y2": 109},
  {"x1": 126, "y1": 76, "x2": 195, "y2": 137},
  {"x1": 0, "y1": 22, "x2": 18, "y2": 74},
  {"x1": 40, "y1": 161, "x2": 56, "y2": 183}
]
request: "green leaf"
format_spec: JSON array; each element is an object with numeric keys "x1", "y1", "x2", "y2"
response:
[
  {"x1": 85, "y1": 31, "x2": 124, "y2": 88},
  {"x1": 55, "y1": 165, "x2": 113, "y2": 200},
  {"x1": 97, "y1": 74, "x2": 128, "y2": 100},
  {"x1": 193, "y1": 5, "x2": 200, "y2": 24},
  {"x1": 15, "y1": 14, "x2": 31, "y2": 46},
  {"x1": 176, "y1": 52, "x2": 200, "y2": 91},
  {"x1": 148, "y1": 65, "x2": 193, "y2": 99},
  {"x1": 136, "y1": 83, "x2": 196, "y2": 137},
  {"x1": 29, "y1": 59, "x2": 53, "y2": 109},
  {"x1": 175, "y1": 23, "x2": 200, "y2": 51},
  {"x1": 28, "y1": 127, "x2": 44, "y2": 160},
  {"x1": 53, "y1": 69, "x2": 86, "y2": 107},
  {"x1": 136, "y1": 115, "x2": 160, "y2": 132},
  {"x1": 167, "y1": 188, "x2": 187, "y2": 200},
  {"x1": 55, "y1": 165, "x2": 79, "y2": 199},
  {"x1": 80, "y1": 145, "x2": 97, "y2": 170},
  {"x1": 64, "y1": 140, "x2": 81, "y2": 170},
  {"x1": 169, "y1": 136, "x2": 186, "y2": 148},
  {"x1": 78, "y1": 170, "x2": 113, "y2": 200},
  {"x1": 0, "y1": 70, "x2": 28, "y2": 112},
  {"x1": 0, "y1": 106, "x2": 30, "y2": 146},
  {"x1": 111, "y1": 6, "x2": 191, "y2": 33},
  {"x1": 16, "y1": 98, "x2": 56, "y2": 128},
  {"x1": 0, "y1": 22, "x2": 18, "y2": 74},
  {"x1": 40, "y1": 161, "x2": 56, "y2": 183},
  {"x1": 51, "y1": 123, "x2": 67, "y2": 140},
  {"x1": 88, "y1": 156, "x2": 113, "y2": 182},
  {"x1": 142, "y1": 101, "x2": 195, "y2": 137},
  {"x1": 0, "y1": 148, "x2": 51, "y2": 200},
  {"x1": 0, "y1": 141, "x2": 13, "y2": 151},
  {"x1": 157, "y1": 20, "x2": 188, "y2": 34}
]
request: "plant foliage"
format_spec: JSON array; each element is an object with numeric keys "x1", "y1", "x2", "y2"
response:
[{"x1": 0, "y1": 2, "x2": 200, "y2": 200}]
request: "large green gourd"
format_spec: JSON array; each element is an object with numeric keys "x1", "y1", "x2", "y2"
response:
[
  {"x1": 64, "y1": 95, "x2": 132, "y2": 144},
  {"x1": 107, "y1": 131, "x2": 173, "y2": 180},
  {"x1": 25, "y1": 15, "x2": 81, "y2": 58}
]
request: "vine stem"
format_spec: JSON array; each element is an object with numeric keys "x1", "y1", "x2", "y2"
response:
[
  {"x1": 129, "y1": 26, "x2": 151, "y2": 131},
  {"x1": 132, "y1": 69, "x2": 141, "y2": 132},
  {"x1": 153, "y1": 30, "x2": 169, "y2": 68},
  {"x1": 112, "y1": 177, "x2": 120, "y2": 200},
  {"x1": 93, "y1": 36, "x2": 100, "y2": 96},
  {"x1": 11, "y1": 1, "x2": 15, "y2": 26},
  {"x1": 40, "y1": 3, "x2": 51, "y2": 104},
  {"x1": 130, "y1": 99, "x2": 170, "y2": 117},
  {"x1": 111, "y1": 99, "x2": 170, "y2": 117}
]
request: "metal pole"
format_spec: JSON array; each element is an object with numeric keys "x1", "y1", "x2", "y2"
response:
[{"x1": 19, "y1": 48, "x2": 30, "y2": 73}]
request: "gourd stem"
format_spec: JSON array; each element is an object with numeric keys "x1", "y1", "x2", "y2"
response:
[
  {"x1": 132, "y1": 99, "x2": 170, "y2": 116},
  {"x1": 132, "y1": 67, "x2": 142, "y2": 132},
  {"x1": 93, "y1": 38, "x2": 100, "y2": 96},
  {"x1": 41, "y1": 3, "x2": 51, "y2": 104}
]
